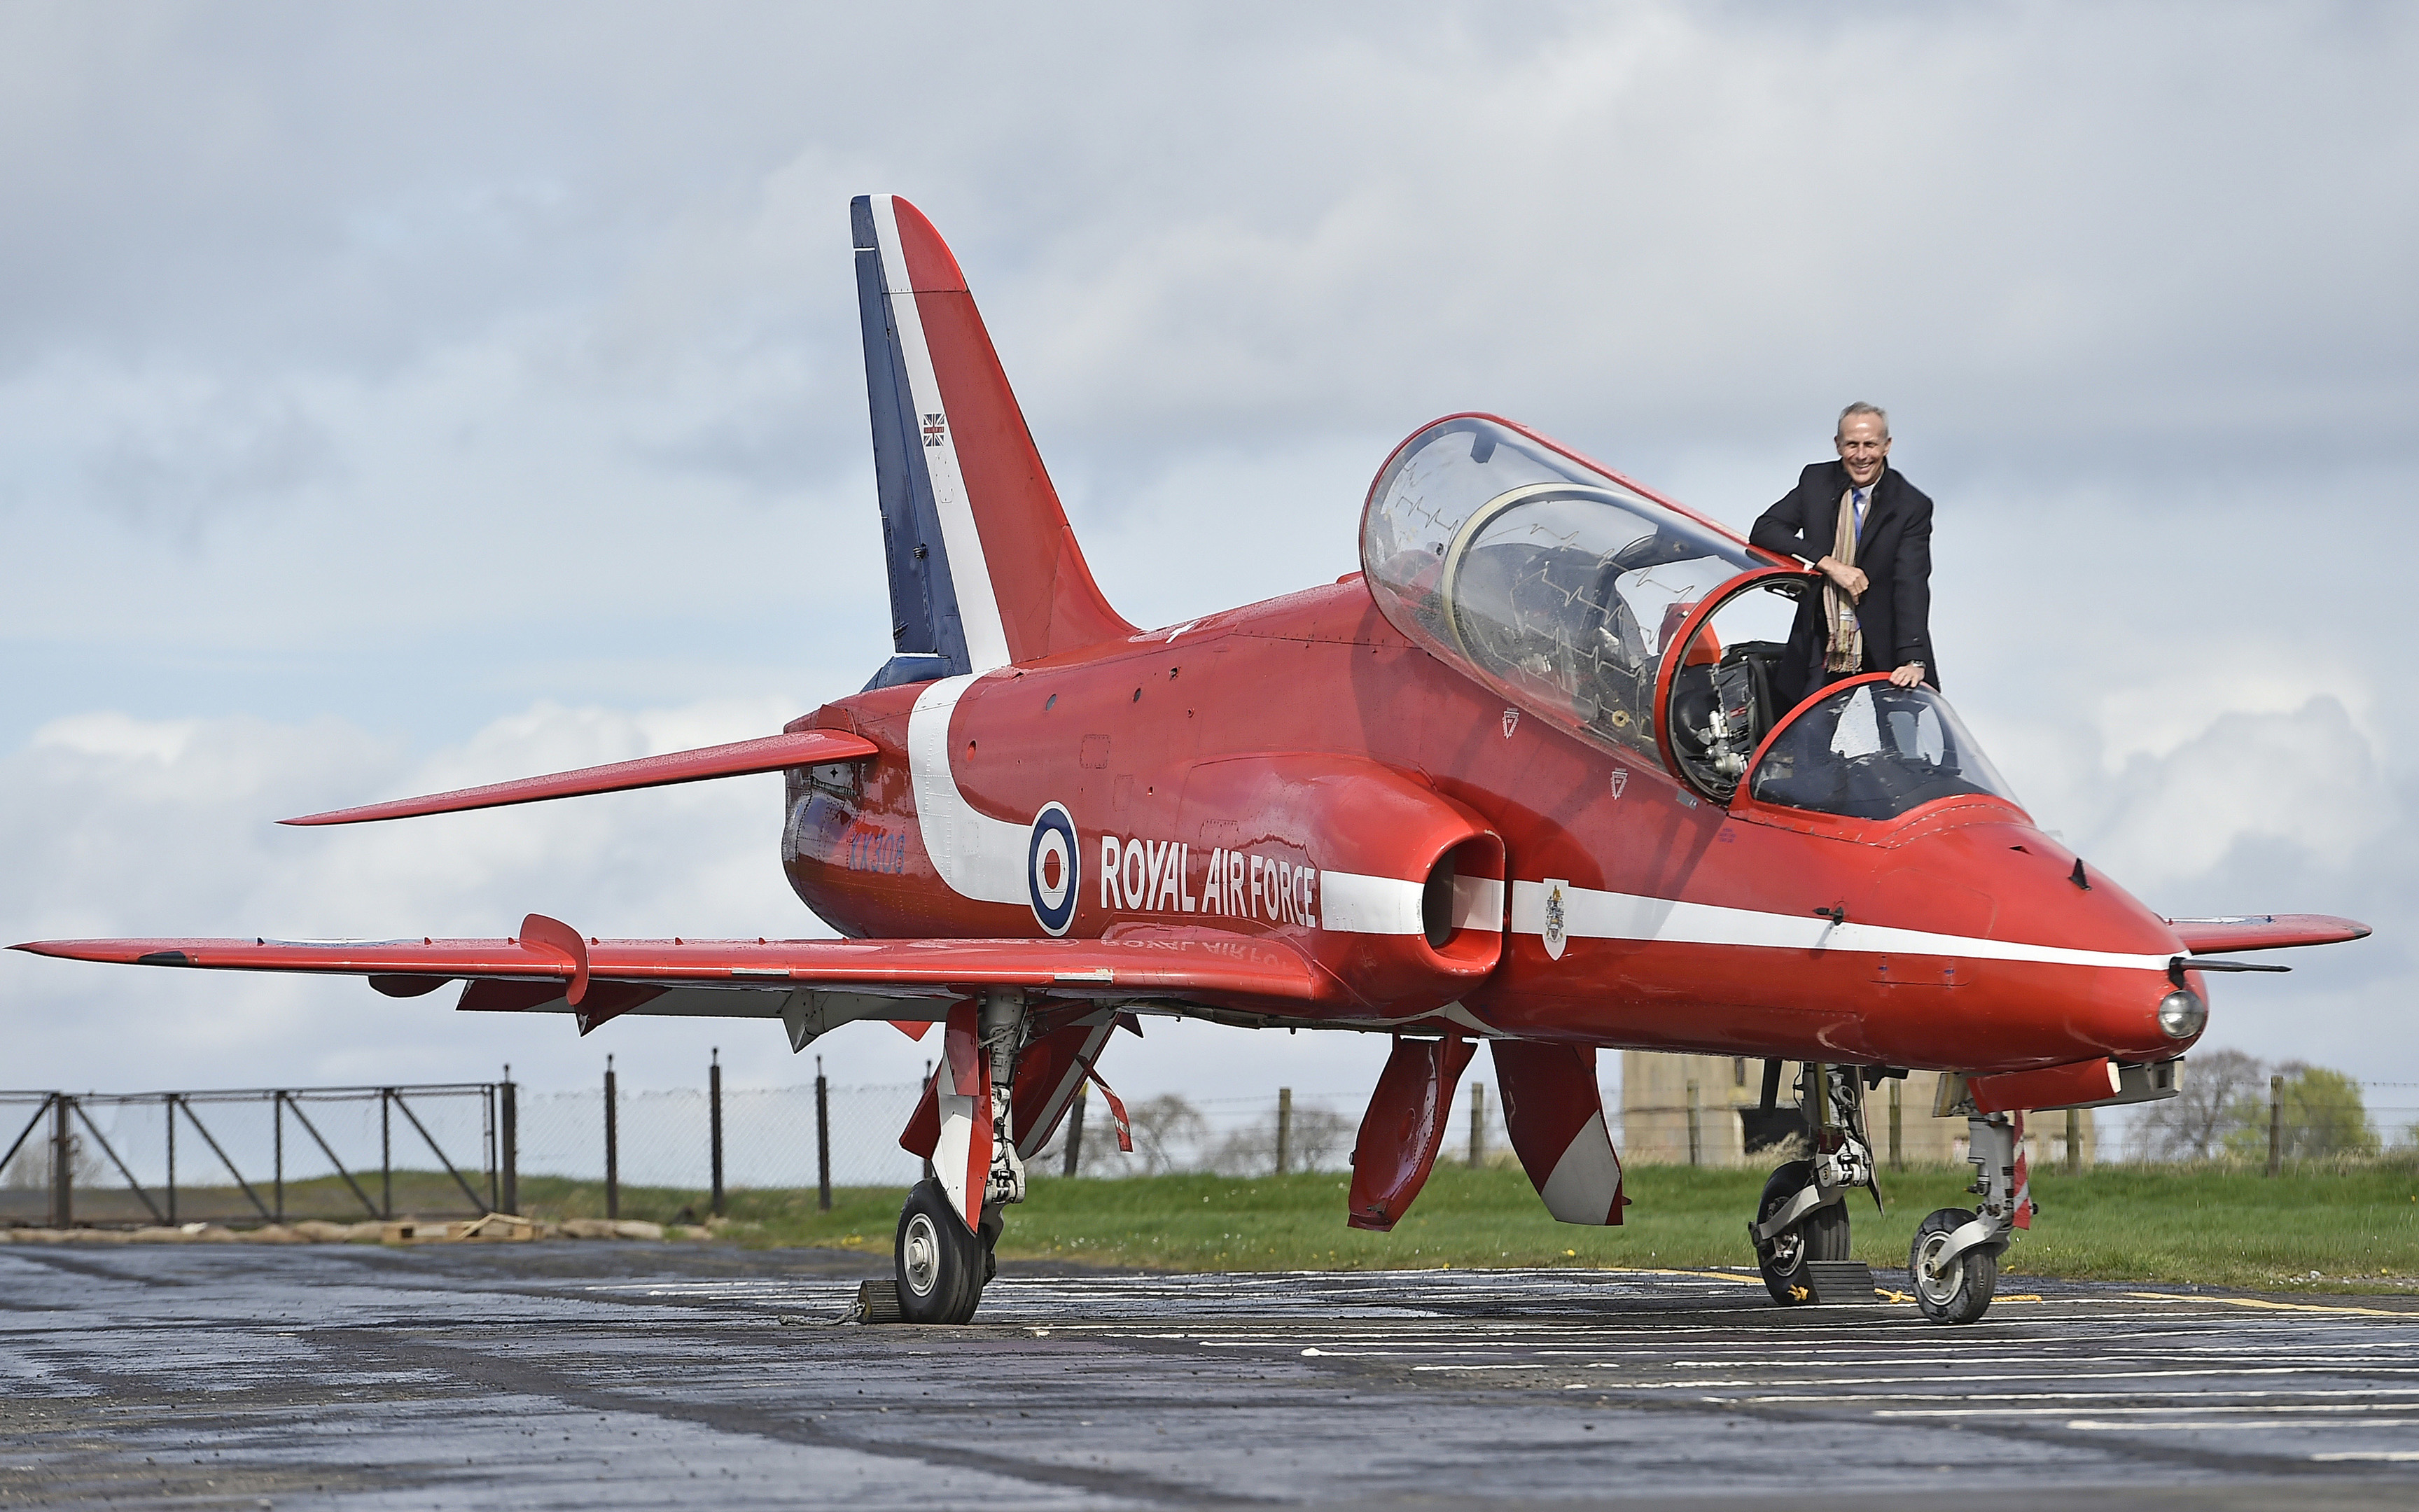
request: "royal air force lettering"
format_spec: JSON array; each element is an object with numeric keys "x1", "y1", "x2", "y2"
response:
[
  {"x1": 1026, "y1": 802, "x2": 1080, "y2": 936},
  {"x1": 1096, "y1": 832, "x2": 1318, "y2": 925}
]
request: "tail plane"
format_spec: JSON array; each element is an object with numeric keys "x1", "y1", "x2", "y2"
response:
[{"x1": 853, "y1": 194, "x2": 1132, "y2": 689}]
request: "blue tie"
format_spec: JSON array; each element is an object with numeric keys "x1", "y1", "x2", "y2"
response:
[{"x1": 1853, "y1": 487, "x2": 1868, "y2": 536}]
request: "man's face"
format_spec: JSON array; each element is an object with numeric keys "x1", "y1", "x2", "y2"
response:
[{"x1": 1836, "y1": 414, "x2": 1891, "y2": 487}]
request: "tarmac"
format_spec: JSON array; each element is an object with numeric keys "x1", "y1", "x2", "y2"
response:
[{"x1": 5, "y1": 1240, "x2": 2418, "y2": 1509}]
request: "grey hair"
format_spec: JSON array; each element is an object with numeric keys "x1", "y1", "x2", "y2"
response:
[{"x1": 1836, "y1": 401, "x2": 1889, "y2": 439}]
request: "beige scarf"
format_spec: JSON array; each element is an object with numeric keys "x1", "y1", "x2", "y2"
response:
[{"x1": 1823, "y1": 482, "x2": 1869, "y2": 673}]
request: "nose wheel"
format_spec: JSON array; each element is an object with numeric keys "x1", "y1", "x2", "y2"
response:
[{"x1": 1909, "y1": 1206, "x2": 1998, "y2": 1324}]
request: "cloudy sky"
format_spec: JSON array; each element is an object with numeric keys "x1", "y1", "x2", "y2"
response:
[{"x1": 3, "y1": 4, "x2": 2411, "y2": 1133}]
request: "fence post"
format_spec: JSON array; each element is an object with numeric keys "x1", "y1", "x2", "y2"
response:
[
  {"x1": 1468, "y1": 1082, "x2": 1486, "y2": 1168},
  {"x1": 500, "y1": 1069, "x2": 518, "y2": 1217},
  {"x1": 1063, "y1": 1082, "x2": 1087, "y2": 1177},
  {"x1": 2065, "y1": 1107, "x2": 2082, "y2": 1175},
  {"x1": 1888, "y1": 1079, "x2": 1904, "y2": 1172},
  {"x1": 379, "y1": 1089, "x2": 392, "y2": 1220},
  {"x1": 604, "y1": 1056, "x2": 620, "y2": 1220},
  {"x1": 2266, "y1": 1074, "x2": 2283, "y2": 1178},
  {"x1": 1685, "y1": 1079, "x2": 1702, "y2": 1167},
  {"x1": 273, "y1": 1092, "x2": 286, "y2": 1222},
  {"x1": 1275, "y1": 1087, "x2": 1292, "y2": 1175},
  {"x1": 167, "y1": 1093, "x2": 179, "y2": 1226},
  {"x1": 815, "y1": 1055, "x2": 831, "y2": 1213},
  {"x1": 709, "y1": 1049, "x2": 725, "y2": 1219},
  {"x1": 49, "y1": 1094, "x2": 71, "y2": 1229}
]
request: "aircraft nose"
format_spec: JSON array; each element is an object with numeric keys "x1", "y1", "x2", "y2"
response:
[{"x1": 1868, "y1": 822, "x2": 2199, "y2": 1063}]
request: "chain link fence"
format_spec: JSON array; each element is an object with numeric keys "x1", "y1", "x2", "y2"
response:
[
  {"x1": 11, "y1": 1061, "x2": 2411, "y2": 1227},
  {"x1": 0, "y1": 1086, "x2": 498, "y2": 1226},
  {"x1": 513, "y1": 1082, "x2": 927, "y2": 1190}
]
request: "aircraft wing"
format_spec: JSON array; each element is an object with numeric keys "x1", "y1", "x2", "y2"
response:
[
  {"x1": 280, "y1": 727, "x2": 879, "y2": 826},
  {"x1": 10, "y1": 921, "x2": 1330, "y2": 1039},
  {"x1": 2168, "y1": 913, "x2": 2371, "y2": 955}
]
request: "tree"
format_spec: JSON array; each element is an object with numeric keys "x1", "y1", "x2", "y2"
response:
[
  {"x1": 2133, "y1": 1047, "x2": 2264, "y2": 1160},
  {"x1": 2222, "y1": 1062, "x2": 2379, "y2": 1161},
  {"x1": 1122, "y1": 1093, "x2": 1207, "y2": 1175},
  {"x1": 1204, "y1": 1103, "x2": 1353, "y2": 1175}
]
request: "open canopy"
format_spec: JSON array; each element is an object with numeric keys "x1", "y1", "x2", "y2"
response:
[
  {"x1": 1361, "y1": 415, "x2": 1770, "y2": 771},
  {"x1": 1362, "y1": 415, "x2": 2023, "y2": 825}
]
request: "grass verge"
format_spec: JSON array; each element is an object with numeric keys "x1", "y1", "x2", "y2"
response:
[{"x1": 515, "y1": 1161, "x2": 2419, "y2": 1298}]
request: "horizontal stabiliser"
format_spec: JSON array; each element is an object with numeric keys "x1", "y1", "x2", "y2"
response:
[{"x1": 281, "y1": 728, "x2": 879, "y2": 826}]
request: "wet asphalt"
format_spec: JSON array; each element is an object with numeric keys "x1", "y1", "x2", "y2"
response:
[{"x1": 4, "y1": 1240, "x2": 2418, "y2": 1509}]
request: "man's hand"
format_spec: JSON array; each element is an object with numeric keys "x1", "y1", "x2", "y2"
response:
[
  {"x1": 1888, "y1": 662, "x2": 1927, "y2": 688},
  {"x1": 1816, "y1": 555, "x2": 1868, "y2": 599}
]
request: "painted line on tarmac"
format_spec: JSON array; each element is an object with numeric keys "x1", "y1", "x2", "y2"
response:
[
  {"x1": 1582, "y1": 1366, "x2": 2419, "y2": 1388},
  {"x1": 1741, "y1": 1387, "x2": 2419, "y2": 1406},
  {"x1": 1878, "y1": 1401, "x2": 2419, "y2": 1418},
  {"x1": 2123, "y1": 1292, "x2": 2413, "y2": 1318},
  {"x1": 2062, "y1": 1418, "x2": 2419, "y2": 1432},
  {"x1": 2313, "y1": 1450, "x2": 2419, "y2": 1461}
]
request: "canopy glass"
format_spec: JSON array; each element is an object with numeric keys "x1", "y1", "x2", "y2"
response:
[{"x1": 1361, "y1": 416, "x2": 1762, "y2": 768}]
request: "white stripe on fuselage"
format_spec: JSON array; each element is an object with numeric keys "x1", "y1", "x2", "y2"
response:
[
  {"x1": 1507, "y1": 880, "x2": 2173, "y2": 972},
  {"x1": 871, "y1": 195, "x2": 1012, "y2": 674},
  {"x1": 907, "y1": 674, "x2": 1028, "y2": 906}
]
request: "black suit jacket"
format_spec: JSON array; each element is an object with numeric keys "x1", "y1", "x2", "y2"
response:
[{"x1": 1749, "y1": 461, "x2": 1938, "y2": 706}]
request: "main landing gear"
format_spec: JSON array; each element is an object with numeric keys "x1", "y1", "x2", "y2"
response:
[
  {"x1": 893, "y1": 988, "x2": 1028, "y2": 1325},
  {"x1": 1747, "y1": 1062, "x2": 1879, "y2": 1306}
]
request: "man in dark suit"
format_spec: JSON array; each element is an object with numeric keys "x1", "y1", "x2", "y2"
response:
[{"x1": 1750, "y1": 402, "x2": 1937, "y2": 711}]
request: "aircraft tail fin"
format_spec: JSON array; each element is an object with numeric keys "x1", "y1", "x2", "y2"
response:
[{"x1": 852, "y1": 194, "x2": 1133, "y2": 687}]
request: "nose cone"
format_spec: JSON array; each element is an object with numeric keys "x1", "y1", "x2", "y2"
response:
[{"x1": 1858, "y1": 821, "x2": 2197, "y2": 1065}]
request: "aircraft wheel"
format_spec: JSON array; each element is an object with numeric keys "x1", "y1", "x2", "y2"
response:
[
  {"x1": 1909, "y1": 1207, "x2": 1996, "y2": 1325},
  {"x1": 895, "y1": 1178, "x2": 984, "y2": 1324},
  {"x1": 1753, "y1": 1159, "x2": 1848, "y2": 1306}
]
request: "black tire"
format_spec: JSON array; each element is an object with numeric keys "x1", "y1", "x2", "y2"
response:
[
  {"x1": 1908, "y1": 1206, "x2": 1997, "y2": 1324},
  {"x1": 1753, "y1": 1159, "x2": 1850, "y2": 1306},
  {"x1": 895, "y1": 1178, "x2": 985, "y2": 1324}
]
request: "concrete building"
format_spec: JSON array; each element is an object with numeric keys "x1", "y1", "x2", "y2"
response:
[{"x1": 1619, "y1": 1051, "x2": 2096, "y2": 1170}]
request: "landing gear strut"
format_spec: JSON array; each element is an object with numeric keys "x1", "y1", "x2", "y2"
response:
[{"x1": 1748, "y1": 1062, "x2": 1880, "y2": 1306}]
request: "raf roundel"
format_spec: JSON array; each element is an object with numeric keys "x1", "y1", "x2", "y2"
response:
[{"x1": 1026, "y1": 802, "x2": 1080, "y2": 936}]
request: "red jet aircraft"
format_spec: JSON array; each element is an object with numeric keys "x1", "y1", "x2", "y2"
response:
[{"x1": 19, "y1": 195, "x2": 2370, "y2": 1324}]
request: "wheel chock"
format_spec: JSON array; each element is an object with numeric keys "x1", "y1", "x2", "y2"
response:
[
  {"x1": 1801, "y1": 1259, "x2": 1881, "y2": 1306},
  {"x1": 848, "y1": 1278, "x2": 904, "y2": 1324}
]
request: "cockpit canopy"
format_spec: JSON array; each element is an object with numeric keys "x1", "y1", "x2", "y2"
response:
[
  {"x1": 1360, "y1": 415, "x2": 1767, "y2": 769},
  {"x1": 1362, "y1": 415, "x2": 2026, "y2": 826}
]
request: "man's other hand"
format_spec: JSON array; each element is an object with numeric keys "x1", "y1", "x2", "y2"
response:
[
  {"x1": 1817, "y1": 556, "x2": 1869, "y2": 599},
  {"x1": 1888, "y1": 663, "x2": 1927, "y2": 688}
]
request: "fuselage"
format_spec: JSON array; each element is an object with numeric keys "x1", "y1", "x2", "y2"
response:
[{"x1": 782, "y1": 575, "x2": 2203, "y2": 1075}]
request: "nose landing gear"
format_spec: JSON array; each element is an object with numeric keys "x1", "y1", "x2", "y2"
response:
[{"x1": 1908, "y1": 1112, "x2": 2027, "y2": 1324}]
